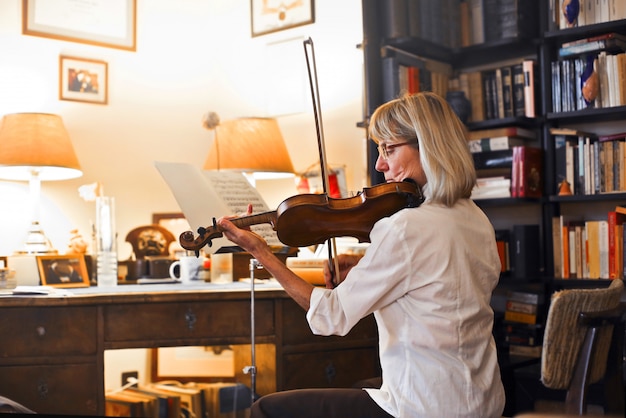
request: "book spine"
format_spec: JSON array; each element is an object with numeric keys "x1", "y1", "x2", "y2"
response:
[
  {"x1": 523, "y1": 60, "x2": 536, "y2": 117},
  {"x1": 512, "y1": 63, "x2": 525, "y2": 117},
  {"x1": 501, "y1": 66, "x2": 514, "y2": 117},
  {"x1": 504, "y1": 310, "x2": 538, "y2": 324},
  {"x1": 507, "y1": 290, "x2": 543, "y2": 305},
  {"x1": 506, "y1": 300, "x2": 538, "y2": 314},
  {"x1": 382, "y1": 0, "x2": 409, "y2": 39}
]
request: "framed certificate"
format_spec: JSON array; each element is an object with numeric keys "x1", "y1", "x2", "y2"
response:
[
  {"x1": 23, "y1": 0, "x2": 136, "y2": 51},
  {"x1": 251, "y1": 0, "x2": 315, "y2": 37}
]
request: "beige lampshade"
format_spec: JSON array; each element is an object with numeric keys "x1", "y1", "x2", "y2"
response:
[
  {"x1": 0, "y1": 113, "x2": 82, "y2": 181},
  {"x1": 203, "y1": 117, "x2": 294, "y2": 177}
]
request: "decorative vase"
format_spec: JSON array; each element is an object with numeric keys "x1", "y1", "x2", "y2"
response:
[{"x1": 445, "y1": 91, "x2": 471, "y2": 124}]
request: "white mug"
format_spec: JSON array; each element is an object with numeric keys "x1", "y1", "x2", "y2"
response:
[{"x1": 169, "y1": 256, "x2": 203, "y2": 283}]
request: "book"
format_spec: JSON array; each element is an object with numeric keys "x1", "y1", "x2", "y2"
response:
[
  {"x1": 382, "y1": 0, "x2": 409, "y2": 39},
  {"x1": 131, "y1": 386, "x2": 182, "y2": 418},
  {"x1": 512, "y1": 146, "x2": 542, "y2": 198},
  {"x1": 506, "y1": 299, "x2": 538, "y2": 314},
  {"x1": 473, "y1": 149, "x2": 515, "y2": 170},
  {"x1": 482, "y1": 69, "x2": 498, "y2": 119},
  {"x1": 495, "y1": 229, "x2": 510, "y2": 273},
  {"x1": 552, "y1": 216, "x2": 563, "y2": 277},
  {"x1": 147, "y1": 383, "x2": 203, "y2": 418},
  {"x1": 559, "y1": 35, "x2": 626, "y2": 57},
  {"x1": 511, "y1": 62, "x2": 526, "y2": 116},
  {"x1": 507, "y1": 289, "x2": 545, "y2": 305},
  {"x1": 469, "y1": 126, "x2": 537, "y2": 141},
  {"x1": 466, "y1": 70, "x2": 486, "y2": 122},
  {"x1": 504, "y1": 310, "x2": 538, "y2": 324},
  {"x1": 509, "y1": 344, "x2": 542, "y2": 357},
  {"x1": 607, "y1": 210, "x2": 626, "y2": 279},
  {"x1": 468, "y1": 136, "x2": 526, "y2": 153},
  {"x1": 501, "y1": 65, "x2": 514, "y2": 117},
  {"x1": 522, "y1": 59, "x2": 536, "y2": 117}
]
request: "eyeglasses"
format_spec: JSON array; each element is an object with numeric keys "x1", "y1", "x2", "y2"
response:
[{"x1": 377, "y1": 142, "x2": 415, "y2": 160}]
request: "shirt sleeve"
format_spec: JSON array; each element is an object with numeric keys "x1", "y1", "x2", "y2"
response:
[{"x1": 306, "y1": 215, "x2": 418, "y2": 336}]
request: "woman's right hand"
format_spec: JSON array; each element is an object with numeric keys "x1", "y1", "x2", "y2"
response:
[{"x1": 323, "y1": 254, "x2": 363, "y2": 289}]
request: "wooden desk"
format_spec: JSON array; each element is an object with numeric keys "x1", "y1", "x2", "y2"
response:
[{"x1": 0, "y1": 283, "x2": 379, "y2": 415}]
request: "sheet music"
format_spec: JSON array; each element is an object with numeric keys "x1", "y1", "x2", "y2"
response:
[{"x1": 154, "y1": 161, "x2": 282, "y2": 252}]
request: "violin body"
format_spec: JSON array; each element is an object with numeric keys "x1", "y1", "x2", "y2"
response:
[
  {"x1": 274, "y1": 181, "x2": 422, "y2": 247},
  {"x1": 178, "y1": 180, "x2": 423, "y2": 252}
]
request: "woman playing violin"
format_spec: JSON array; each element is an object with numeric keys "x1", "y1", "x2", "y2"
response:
[{"x1": 217, "y1": 92, "x2": 505, "y2": 417}]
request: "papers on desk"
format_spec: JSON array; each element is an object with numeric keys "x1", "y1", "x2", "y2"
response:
[{"x1": 0, "y1": 286, "x2": 75, "y2": 296}]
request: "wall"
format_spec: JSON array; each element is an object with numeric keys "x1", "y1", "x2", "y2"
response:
[
  {"x1": 0, "y1": 0, "x2": 364, "y2": 391},
  {"x1": 0, "y1": 0, "x2": 366, "y2": 259}
]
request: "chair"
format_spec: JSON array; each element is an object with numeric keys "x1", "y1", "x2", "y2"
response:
[{"x1": 530, "y1": 278, "x2": 625, "y2": 416}]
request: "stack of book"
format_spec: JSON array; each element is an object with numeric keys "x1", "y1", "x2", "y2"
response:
[
  {"x1": 504, "y1": 289, "x2": 545, "y2": 358},
  {"x1": 470, "y1": 127, "x2": 542, "y2": 199},
  {"x1": 105, "y1": 382, "x2": 251, "y2": 418}
]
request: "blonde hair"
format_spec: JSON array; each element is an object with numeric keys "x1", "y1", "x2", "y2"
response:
[{"x1": 368, "y1": 92, "x2": 476, "y2": 206}]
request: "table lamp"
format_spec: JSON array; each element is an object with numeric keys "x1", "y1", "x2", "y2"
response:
[
  {"x1": 203, "y1": 117, "x2": 295, "y2": 183},
  {"x1": 0, "y1": 113, "x2": 83, "y2": 254}
]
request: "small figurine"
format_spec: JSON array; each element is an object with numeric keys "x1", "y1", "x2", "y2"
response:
[{"x1": 558, "y1": 179, "x2": 573, "y2": 196}]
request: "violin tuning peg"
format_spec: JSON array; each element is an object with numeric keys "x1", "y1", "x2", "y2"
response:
[{"x1": 195, "y1": 250, "x2": 200, "y2": 258}]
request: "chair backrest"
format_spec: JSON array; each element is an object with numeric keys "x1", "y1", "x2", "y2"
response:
[{"x1": 541, "y1": 279, "x2": 624, "y2": 389}]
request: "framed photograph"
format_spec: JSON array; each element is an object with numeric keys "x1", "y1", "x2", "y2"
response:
[
  {"x1": 59, "y1": 56, "x2": 108, "y2": 105},
  {"x1": 22, "y1": 0, "x2": 136, "y2": 51},
  {"x1": 36, "y1": 254, "x2": 90, "y2": 288},
  {"x1": 251, "y1": 0, "x2": 315, "y2": 37}
]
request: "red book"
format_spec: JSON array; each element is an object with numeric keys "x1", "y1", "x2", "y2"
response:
[
  {"x1": 607, "y1": 211, "x2": 626, "y2": 279},
  {"x1": 513, "y1": 146, "x2": 543, "y2": 198}
]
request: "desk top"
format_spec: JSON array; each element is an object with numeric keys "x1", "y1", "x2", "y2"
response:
[{"x1": 0, "y1": 280, "x2": 287, "y2": 307}]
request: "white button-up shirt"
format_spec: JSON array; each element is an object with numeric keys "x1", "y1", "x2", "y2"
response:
[{"x1": 307, "y1": 199, "x2": 505, "y2": 417}]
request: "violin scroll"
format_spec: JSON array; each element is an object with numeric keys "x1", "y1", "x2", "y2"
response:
[{"x1": 179, "y1": 218, "x2": 223, "y2": 254}]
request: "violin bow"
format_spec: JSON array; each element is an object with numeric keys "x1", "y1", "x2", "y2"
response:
[{"x1": 303, "y1": 37, "x2": 341, "y2": 286}]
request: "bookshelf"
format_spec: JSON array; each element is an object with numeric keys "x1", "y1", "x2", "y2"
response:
[
  {"x1": 361, "y1": 0, "x2": 626, "y2": 284},
  {"x1": 361, "y1": 2, "x2": 626, "y2": 411}
]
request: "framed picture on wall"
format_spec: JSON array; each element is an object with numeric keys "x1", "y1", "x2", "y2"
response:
[
  {"x1": 59, "y1": 56, "x2": 108, "y2": 105},
  {"x1": 36, "y1": 255, "x2": 90, "y2": 288},
  {"x1": 22, "y1": 0, "x2": 136, "y2": 51},
  {"x1": 251, "y1": 0, "x2": 315, "y2": 37}
]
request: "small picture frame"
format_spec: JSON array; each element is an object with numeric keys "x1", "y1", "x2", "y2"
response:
[
  {"x1": 36, "y1": 255, "x2": 90, "y2": 288},
  {"x1": 251, "y1": 0, "x2": 314, "y2": 37},
  {"x1": 59, "y1": 55, "x2": 108, "y2": 105}
]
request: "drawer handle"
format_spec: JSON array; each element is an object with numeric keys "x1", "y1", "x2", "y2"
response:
[
  {"x1": 36, "y1": 326, "x2": 46, "y2": 337},
  {"x1": 325, "y1": 362, "x2": 336, "y2": 384},
  {"x1": 38, "y1": 379, "x2": 49, "y2": 399},
  {"x1": 185, "y1": 309, "x2": 197, "y2": 331}
]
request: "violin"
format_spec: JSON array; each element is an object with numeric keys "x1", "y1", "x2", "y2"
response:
[{"x1": 178, "y1": 180, "x2": 423, "y2": 253}]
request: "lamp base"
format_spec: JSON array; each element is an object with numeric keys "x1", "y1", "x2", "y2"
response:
[{"x1": 15, "y1": 221, "x2": 58, "y2": 254}]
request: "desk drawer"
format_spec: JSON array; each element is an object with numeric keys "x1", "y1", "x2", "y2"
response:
[
  {"x1": 104, "y1": 300, "x2": 275, "y2": 344},
  {"x1": 0, "y1": 363, "x2": 99, "y2": 415},
  {"x1": 0, "y1": 306, "x2": 98, "y2": 357},
  {"x1": 281, "y1": 347, "x2": 379, "y2": 389}
]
